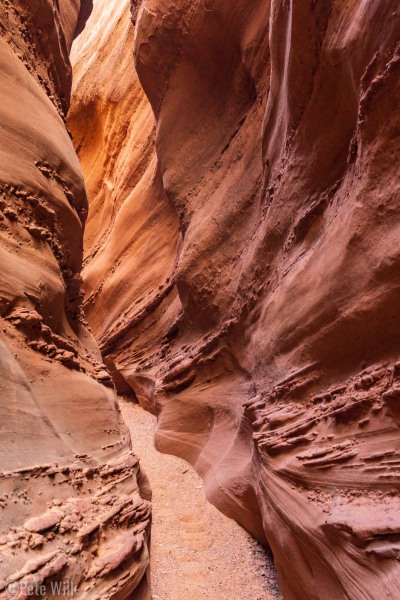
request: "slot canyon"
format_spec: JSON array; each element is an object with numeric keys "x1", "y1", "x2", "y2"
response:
[{"x1": 0, "y1": 0, "x2": 399, "y2": 598}]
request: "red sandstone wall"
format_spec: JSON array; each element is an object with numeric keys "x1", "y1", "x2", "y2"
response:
[
  {"x1": 0, "y1": 2, "x2": 150, "y2": 597},
  {"x1": 71, "y1": 1, "x2": 400, "y2": 598}
]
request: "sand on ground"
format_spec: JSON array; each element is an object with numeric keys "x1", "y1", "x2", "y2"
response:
[{"x1": 120, "y1": 399, "x2": 282, "y2": 600}]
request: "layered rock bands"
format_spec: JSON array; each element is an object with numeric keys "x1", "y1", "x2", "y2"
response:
[
  {"x1": 0, "y1": 2, "x2": 151, "y2": 598},
  {"x1": 70, "y1": 1, "x2": 400, "y2": 599}
]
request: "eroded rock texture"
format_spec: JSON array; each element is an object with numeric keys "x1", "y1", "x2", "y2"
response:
[
  {"x1": 69, "y1": 0, "x2": 180, "y2": 407},
  {"x1": 71, "y1": 1, "x2": 400, "y2": 598},
  {"x1": 0, "y1": 2, "x2": 150, "y2": 598}
]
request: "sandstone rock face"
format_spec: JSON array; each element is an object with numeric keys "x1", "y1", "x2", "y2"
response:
[
  {"x1": 71, "y1": 1, "x2": 400, "y2": 598},
  {"x1": 69, "y1": 0, "x2": 180, "y2": 409},
  {"x1": 0, "y1": 2, "x2": 150, "y2": 598}
]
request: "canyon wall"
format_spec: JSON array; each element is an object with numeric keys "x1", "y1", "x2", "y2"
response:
[
  {"x1": 0, "y1": 2, "x2": 150, "y2": 598},
  {"x1": 71, "y1": 1, "x2": 400, "y2": 599},
  {"x1": 69, "y1": 0, "x2": 180, "y2": 407}
]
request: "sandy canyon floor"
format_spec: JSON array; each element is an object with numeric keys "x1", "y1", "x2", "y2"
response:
[{"x1": 120, "y1": 400, "x2": 282, "y2": 600}]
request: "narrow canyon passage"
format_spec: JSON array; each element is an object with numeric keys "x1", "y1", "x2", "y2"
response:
[
  {"x1": 68, "y1": 0, "x2": 400, "y2": 598},
  {"x1": 120, "y1": 399, "x2": 281, "y2": 600},
  {"x1": 1, "y1": 0, "x2": 400, "y2": 599},
  {"x1": 69, "y1": 2, "x2": 285, "y2": 596}
]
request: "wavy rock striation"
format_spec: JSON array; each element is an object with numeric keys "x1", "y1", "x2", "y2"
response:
[
  {"x1": 69, "y1": 0, "x2": 180, "y2": 407},
  {"x1": 71, "y1": 0, "x2": 400, "y2": 598},
  {"x1": 0, "y1": 2, "x2": 150, "y2": 598}
]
